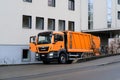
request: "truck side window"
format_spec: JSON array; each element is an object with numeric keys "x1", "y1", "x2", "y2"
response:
[
  {"x1": 58, "y1": 35, "x2": 63, "y2": 41},
  {"x1": 54, "y1": 34, "x2": 63, "y2": 41}
]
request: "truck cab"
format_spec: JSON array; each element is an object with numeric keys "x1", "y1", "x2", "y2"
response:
[{"x1": 29, "y1": 31, "x2": 66, "y2": 64}]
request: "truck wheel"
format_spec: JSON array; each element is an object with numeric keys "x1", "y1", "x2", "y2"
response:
[
  {"x1": 59, "y1": 53, "x2": 67, "y2": 64},
  {"x1": 43, "y1": 60, "x2": 50, "y2": 64}
]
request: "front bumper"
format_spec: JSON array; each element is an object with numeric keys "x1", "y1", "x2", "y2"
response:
[{"x1": 40, "y1": 52, "x2": 59, "y2": 61}]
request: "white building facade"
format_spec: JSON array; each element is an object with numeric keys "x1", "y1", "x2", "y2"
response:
[
  {"x1": 0, "y1": 0, "x2": 120, "y2": 65},
  {"x1": 81, "y1": 0, "x2": 120, "y2": 45},
  {"x1": 0, "y1": 0, "x2": 80, "y2": 65}
]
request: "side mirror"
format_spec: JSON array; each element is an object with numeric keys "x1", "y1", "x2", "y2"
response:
[{"x1": 30, "y1": 36, "x2": 36, "y2": 44}]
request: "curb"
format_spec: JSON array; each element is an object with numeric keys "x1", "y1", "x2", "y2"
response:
[{"x1": 77, "y1": 53, "x2": 120, "y2": 63}]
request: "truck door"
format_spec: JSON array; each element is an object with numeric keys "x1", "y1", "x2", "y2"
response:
[
  {"x1": 53, "y1": 34, "x2": 64, "y2": 51},
  {"x1": 29, "y1": 36, "x2": 37, "y2": 52}
]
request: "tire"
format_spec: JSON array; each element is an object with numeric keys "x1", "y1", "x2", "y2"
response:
[
  {"x1": 42, "y1": 60, "x2": 50, "y2": 64},
  {"x1": 58, "y1": 53, "x2": 67, "y2": 64}
]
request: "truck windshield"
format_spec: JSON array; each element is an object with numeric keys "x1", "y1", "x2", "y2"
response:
[{"x1": 38, "y1": 33, "x2": 52, "y2": 44}]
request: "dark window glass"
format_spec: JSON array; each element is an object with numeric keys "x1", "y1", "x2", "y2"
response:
[
  {"x1": 36, "y1": 17, "x2": 44, "y2": 30},
  {"x1": 22, "y1": 49, "x2": 29, "y2": 59},
  {"x1": 68, "y1": 21, "x2": 74, "y2": 31},
  {"x1": 118, "y1": 0, "x2": 120, "y2": 4},
  {"x1": 48, "y1": 19, "x2": 55, "y2": 30},
  {"x1": 23, "y1": 15, "x2": 32, "y2": 29},
  {"x1": 23, "y1": 0, "x2": 32, "y2": 3},
  {"x1": 68, "y1": 0, "x2": 75, "y2": 10},
  {"x1": 58, "y1": 20, "x2": 65, "y2": 31},
  {"x1": 118, "y1": 11, "x2": 120, "y2": 19},
  {"x1": 48, "y1": 0, "x2": 55, "y2": 7}
]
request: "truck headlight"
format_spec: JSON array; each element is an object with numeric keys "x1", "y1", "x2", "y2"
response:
[
  {"x1": 49, "y1": 52, "x2": 53, "y2": 56},
  {"x1": 49, "y1": 52, "x2": 54, "y2": 58},
  {"x1": 35, "y1": 53, "x2": 39, "y2": 57}
]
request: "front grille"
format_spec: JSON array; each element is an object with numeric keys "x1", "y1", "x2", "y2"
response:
[{"x1": 39, "y1": 46, "x2": 49, "y2": 52}]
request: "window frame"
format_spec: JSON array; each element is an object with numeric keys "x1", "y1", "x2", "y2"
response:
[
  {"x1": 22, "y1": 49, "x2": 31, "y2": 62},
  {"x1": 23, "y1": 0, "x2": 32, "y2": 3},
  {"x1": 58, "y1": 20, "x2": 65, "y2": 31},
  {"x1": 88, "y1": 21, "x2": 93, "y2": 30},
  {"x1": 48, "y1": 0, "x2": 56, "y2": 7},
  {"x1": 118, "y1": 0, "x2": 120, "y2": 4},
  {"x1": 22, "y1": 15, "x2": 32, "y2": 29},
  {"x1": 68, "y1": 0, "x2": 75, "y2": 11},
  {"x1": 68, "y1": 21, "x2": 75, "y2": 31},
  {"x1": 48, "y1": 18, "x2": 55, "y2": 30},
  {"x1": 118, "y1": 11, "x2": 120, "y2": 19},
  {"x1": 36, "y1": 17, "x2": 44, "y2": 30},
  {"x1": 88, "y1": 0, "x2": 93, "y2": 30}
]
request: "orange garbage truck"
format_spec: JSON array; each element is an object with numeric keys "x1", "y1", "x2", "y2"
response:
[{"x1": 29, "y1": 31, "x2": 100, "y2": 64}]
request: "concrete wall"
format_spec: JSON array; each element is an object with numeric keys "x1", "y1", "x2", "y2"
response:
[
  {"x1": 93, "y1": 0, "x2": 107, "y2": 29},
  {"x1": 0, "y1": 45, "x2": 38, "y2": 65},
  {"x1": 80, "y1": 0, "x2": 88, "y2": 30}
]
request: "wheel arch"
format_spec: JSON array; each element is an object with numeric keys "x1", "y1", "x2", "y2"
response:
[{"x1": 58, "y1": 49, "x2": 68, "y2": 60}]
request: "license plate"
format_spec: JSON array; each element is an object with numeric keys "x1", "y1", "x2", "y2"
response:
[{"x1": 41, "y1": 54, "x2": 45, "y2": 57}]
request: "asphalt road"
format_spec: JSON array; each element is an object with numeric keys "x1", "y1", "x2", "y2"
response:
[{"x1": 1, "y1": 55, "x2": 120, "y2": 80}]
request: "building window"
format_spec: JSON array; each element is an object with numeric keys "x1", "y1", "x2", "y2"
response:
[
  {"x1": 88, "y1": 21, "x2": 93, "y2": 29},
  {"x1": 36, "y1": 17, "x2": 44, "y2": 30},
  {"x1": 48, "y1": 0, "x2": 55, "y2": 7},
  {"x1": 107, "y1": 0, "x2": 112, "y2": 28},
  {"x1": 58, "y1": 20, "x2": 65, "y2": 31},
  {"x1": 23, "y1": 0, "x2": 32, "y2": 3},
  {"x1": 22, "y1": 49, "x2": 31, "y2": 62},
  {"x1": 88, "y1": 0, "x2": 93, "y2": 30},
  {"x1": 68, "y1": 21, "x2": 74, "y2": 31},
  {"x1": 23, "y1": 15, "x2": 32, "y2": 29},
  {"x1": 48, "y1": 18, "x2": 55, "y2": 30},
  {"x1": 68, "y1": 0, "x2": 75, "y2": 10},
  {"x1": 118, "y1": 11, "x2": 120, "y2": 19},
  {"x1": 118, "y1": 0, "x2": 120, "y2": 4}
]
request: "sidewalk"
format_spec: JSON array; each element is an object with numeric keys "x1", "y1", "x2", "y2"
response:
[{"x1": 0, "y1": 55, "x2": 120, "y2": 80}]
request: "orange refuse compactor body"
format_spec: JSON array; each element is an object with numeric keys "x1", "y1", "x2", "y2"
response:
[{"x1": 29, "y1": 31, "x2": 100, "y2": 64}]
